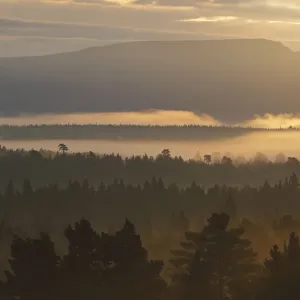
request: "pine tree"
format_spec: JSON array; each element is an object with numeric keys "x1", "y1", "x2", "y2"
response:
[
  {"x1": 106, "y1": 219, "x2": 166, "y2": 300},
  {"x1": 261, "y1": 232, "x2": 300, "y2": 300},
  {"x1": 61, "y1": 218, "x2": 166, "y2": 300},
  {"x1": 61, "y1": 219, "x2": 107, "y2": 300},
  {"x1": 4, "y1": 233, "x2": 60, "y2": 300},
  {"x1": 289, "y1": 173, "x2": 299, "y2": 189},
  {"x1": 170, "y1": 213, "x2": 258, "y2": 300}
]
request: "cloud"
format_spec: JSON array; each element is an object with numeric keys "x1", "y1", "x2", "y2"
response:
[
  {"x1": 1, "y1": 0, "x2": 300, "y2": 54},
  {"x1": 0, "y1": 16, "x2": 226, "y2": 57},
  {"x1": 0, "y1": 17, "x2": 205, "y2": 40},
  {"x1": 0, "y1": 110, "x2": 221, "y2": 126},
  {"x1": 132, "y1": 0, "x2": 261, "y2": 6},
  {"x1": 179, "y1": 16, "x2": 239, "y2": 22},
  {"x1": 133, "y1": 0, "x2": 198, "y2": 7},
  {"x1": 60, "y1": 0, "x2": 118, "y2": 5},
  {"x1": 240, "y1": 113, "x2": 300, "y2": 129}
]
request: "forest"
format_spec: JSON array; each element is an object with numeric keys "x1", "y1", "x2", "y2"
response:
[
  {"x1": 0, "y1": 124, "x2": 298, "y2": 140},
  {"x1": 0, "y1": 146, "x2": 299, "y2": 189},
  {"x1": 1, "y1": 174, "x2": 300, "y2": 299},
  {"x1": 1, "y1": 148, "x2": 300, "y2": 299}
]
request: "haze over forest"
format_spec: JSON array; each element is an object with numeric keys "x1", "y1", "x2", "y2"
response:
[{"x1": 3, "y1": 0, "x2": 300, "y2": 297}]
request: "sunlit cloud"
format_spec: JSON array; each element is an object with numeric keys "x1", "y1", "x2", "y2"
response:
[
  {"x1": 240, "y1": 113, "x2": 300, "y2": 128},
  {"x1": 0, "y1": 111, "x2": 221, "y2": 126},
  {"x1": 2, "y1": 0, "x2": 300, "y2": 42},
  {"x1": 179, "y1": 16, "x2": 239, "y2": 22},
  {"x1": 267, "y1": 20, "x2": 300, "y2": 25}
]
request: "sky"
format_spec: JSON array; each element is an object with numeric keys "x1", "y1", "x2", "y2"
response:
[{"x1": 1, "y1": 0, "x2": 300, "y2": 56}]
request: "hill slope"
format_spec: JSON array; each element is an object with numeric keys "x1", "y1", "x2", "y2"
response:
[{"x1": 1, "y1": 39, "x2": 299, "y2": 122}]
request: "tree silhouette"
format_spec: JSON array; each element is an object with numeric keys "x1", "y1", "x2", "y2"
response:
[
  {"x1": 260, "y1": 232, "x2": 300, "y2": 300},
  {"x1": 158, "y1": 149, "x2": 171, "y2": 160},
  {"x1": 287, "y1": 157, "x2": 299, "y2": 165},
  {"x1": 221, "y1": 156, "x2": 233, "y2": 165},
  {"x1": 61, "y1": 219, "x2": 107, "y2": 300},
  {"x1": 170, "y1": 213, "x2": 258, "y2": 300},
  {"x1": 61, "y1": 218, "x2": 166, "y2": 300},
  {"x1": 289, "y1": 172, "x2": 299, "y2": 188},
  {"x1": 106, "y1": 219, "x2": 166, "y2": 300},
  {"x1": 4, "y1": 233, "x2": 60, "y2": 300},
  {"x1": 58, "y1": 143, "x2": 68, "y2": 154},
  {"x1": 204, "y1": 154, "x2": 212, "y2": 164}
]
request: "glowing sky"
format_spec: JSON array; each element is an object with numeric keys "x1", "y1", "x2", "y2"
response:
[{"x1": 1, "y1": 0, "x2": 300, "y2": 56}]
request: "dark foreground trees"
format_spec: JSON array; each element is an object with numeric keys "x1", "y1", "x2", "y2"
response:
[
  {"x1": 2, "y1": 214, "x2": 300, "y2": 300},
  {"x1": 3, "y1": 233, "x2": 60, "y2": 300},
  {"x1": 1, "y1": 219, "x2": 166, "y2": 300},
  {"x1": 259, "y1": 232, "x2": 300, "y2": 300},
  {"x1": 168, "y1": 214, "x2": 300, "y2": 300}
]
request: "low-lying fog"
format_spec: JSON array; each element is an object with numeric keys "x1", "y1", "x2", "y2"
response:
[
  {"x1": 0, "y1": 132, "x2": 299, "y2": 161},
  {"x1": 1, "y1": 111, "x2": 300, "y2": 160}
]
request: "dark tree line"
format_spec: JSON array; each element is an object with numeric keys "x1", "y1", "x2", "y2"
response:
[
  {"x1": 0, "y1": 124, "x2": 297, "y2": 141},
  {"x1": 0, "y1": 219, "x2": 165, "y2": 300},
  {"x1": 0, "y1": 174, "x2": 300, "y2": 268},
  {"x1": 0, "y1": 147, "x2": 300, "y2": 190}
]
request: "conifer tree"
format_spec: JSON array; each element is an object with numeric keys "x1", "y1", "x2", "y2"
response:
[
  {"x1": 170, "y1": 213, "x2": 258, "y2": 300},
  {"x1": 5, "y1": 233, "x2": 60, "y2": 300},
  {"x1": 261, "y1": 232, "x2": 300, "y2": 300}
]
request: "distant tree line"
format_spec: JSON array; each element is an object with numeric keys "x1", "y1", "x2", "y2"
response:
[
  {"x1": 0, "y1": 124, "x2": 298, "y2": 140},
  {"x1": 0, "y1": 147, "x2": 300, "y2": 189},
  {"x1": 0, "y1": 173, "x2": 300, "y2": 263}
]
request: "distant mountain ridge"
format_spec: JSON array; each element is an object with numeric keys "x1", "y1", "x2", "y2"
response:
[{"x1": 1, "y1": 39, "x2": 300, "y2": 122}]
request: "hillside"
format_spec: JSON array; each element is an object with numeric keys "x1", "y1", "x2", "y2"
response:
[{"x1": 1, "y1": 39, "x2": 300, "y2": 122}]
